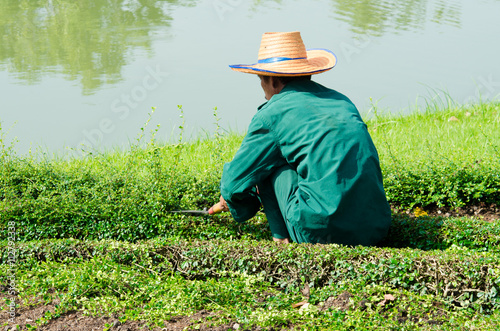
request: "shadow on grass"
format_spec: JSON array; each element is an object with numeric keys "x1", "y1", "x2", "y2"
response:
[
  {"x1": 377, "y1": 213, "x2": 500, "y2": 251},
  {"x1": 4, "y1": 208, "x2": 499, "y2": 252},
  {"x1": 173, "y1": 212, "x2": 500, "y2": 252}
]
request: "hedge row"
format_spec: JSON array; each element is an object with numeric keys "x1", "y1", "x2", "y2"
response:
[
  {"x1": 382, "y1": 214, "x2": 500, "y2": 251},
  {"x1": 383, "y1": 161, "x2": 500, "y2": 209},
  {"x1": 1, "y1": 140, "x2": 499, "y2": 242},
  {"x1": 2, "y1": 209, "x2": 500, "y2": 252},
  {"x1": 2, "y1": 238, "x2": 500, "y2": 313},
  {"x1": 0, "y1": 152, "x2": 222, "y2": 241}
]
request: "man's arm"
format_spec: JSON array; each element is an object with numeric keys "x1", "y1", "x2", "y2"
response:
[{"x1": 215, "y1": 116, "x2": 287, "y2": 222}]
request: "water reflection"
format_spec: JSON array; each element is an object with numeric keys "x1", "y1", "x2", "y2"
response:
[
  {"x1": 329, "y1": 0, "x2": 462, "y2": 36},
  {"x1": 0, "y1": 0, "x2": 468, "y2": 95},
  {"x1": 247, "y1": 0, "x2": 462, "y2": 36},
  {"x1": 0, "y1": 0, "x2": 195, "y2": 95}
]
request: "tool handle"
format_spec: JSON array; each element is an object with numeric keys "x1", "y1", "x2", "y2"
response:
[{"x1": 208, "y1": 202, "x2": 224, "y2": 215}]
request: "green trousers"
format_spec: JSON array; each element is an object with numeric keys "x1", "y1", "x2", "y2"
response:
[{"x1": 259, "y1": 164, "x2": 308, "y2": 243}]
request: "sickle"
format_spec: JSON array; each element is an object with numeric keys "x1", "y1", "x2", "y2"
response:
[
  {"x1": 169, "y1": 204, "x2": 223, "y2": 216},
  {"x1": 169, "y1": 209, "x2": 210, "y2": 216}
]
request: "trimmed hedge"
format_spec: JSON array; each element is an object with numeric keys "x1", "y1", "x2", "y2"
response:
[
  {"x1": 383, "y1": 161, "x2": 500, "y2": 209},
  {"x1": 3, "y1": 209, "x2": 500, "y2": 252},
  {"x1": 2, "y1": 238, "x2": 500, "y2": 313},
  {"x1": 382, "y1": 214, "x2": 500, "y2": 251},
  {"x1": 1, "y1": 130, "x2": 499, "y2": 243},
  {"x1": 0, "y1": 152, "x2": 222, "y2": 241}
]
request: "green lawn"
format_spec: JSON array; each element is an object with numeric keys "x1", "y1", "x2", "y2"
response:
[{"x1": 1, "y1": 101, "x2": 499, "y2": 330}]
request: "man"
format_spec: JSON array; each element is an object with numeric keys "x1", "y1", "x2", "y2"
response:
[{"x1": 210, "y1": 31, "x2": 391, "y2": 245}]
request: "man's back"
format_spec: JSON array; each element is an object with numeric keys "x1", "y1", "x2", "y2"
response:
[
  {"x1": 217, "y1": 31, "x2": 390, "y2": 245},
  {"x1": 254, "y1": 79, "x2": 391, "y2": 245}
]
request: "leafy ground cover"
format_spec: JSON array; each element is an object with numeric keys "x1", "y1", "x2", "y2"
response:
[
  {"x1": 2, "y1": 234, "x2": 500, "y2": 330},
  {"x1": 0, "y1": 102, "x2": 499, "y2": 330}
]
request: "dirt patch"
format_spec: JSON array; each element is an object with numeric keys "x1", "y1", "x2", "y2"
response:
[
  {"x1": 40, "y1": 309, "x2": 243, "y2": 331},
  {"x1": 0, "y1": 290, "x2": 458, "y2": 330},
  {"x1": 321, "y1": 291, "x2": 351, "y2": 311},
  {"x1": 393, "y1": 203, "x2": 500, "y2": 222},
  {"x1": 393, "y1": 299, "x2": 447, "y2": 326},
  {"x1": 1, "y1": 292, "x2": 242, "y2": 331}
]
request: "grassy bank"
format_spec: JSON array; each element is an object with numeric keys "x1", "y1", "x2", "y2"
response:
[
  {"x1": 1, "y1": 102, "x2": 499, "y2": 242},
  {"x1": 1, "y1": 101, "x2": 499, "y2": 330},
  {"x1": 371, "y1": 101, "x2": 499, "y2": 210}
]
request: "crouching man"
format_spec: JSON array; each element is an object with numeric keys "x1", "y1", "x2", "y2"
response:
[{"x1": 210, "y1": 31, "x2": 391, "y2": 245}]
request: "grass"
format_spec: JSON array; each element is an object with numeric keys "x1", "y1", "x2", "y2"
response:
[
  {"x1": 369, "y1": 100, "x2": 499, "y2": 164},
  {"x1": 0, "y1": 101, "x2": 499, "y2": 330},
  {"x1": 369, "y1": 101, "x2": 500, "y2": 209}
]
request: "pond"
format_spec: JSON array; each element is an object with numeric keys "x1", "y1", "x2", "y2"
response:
[{"x1": 1, "y1": 0, "x2": 499, "y2": 156}]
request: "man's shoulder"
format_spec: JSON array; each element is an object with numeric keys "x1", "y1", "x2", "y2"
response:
[
  {"x1": 265, "y1": 80, "x2": 355, "y2": 111},
  {"x1": 255, "y1": 80, "x2": 362, "y2": 129},
  {"x1": 276, "y1": 80, "x2": 351, "y2": 102}
]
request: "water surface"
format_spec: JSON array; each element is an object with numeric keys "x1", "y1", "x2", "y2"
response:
[{"x1": 1, "y1": 0, "x2": 499, "y2": 155}]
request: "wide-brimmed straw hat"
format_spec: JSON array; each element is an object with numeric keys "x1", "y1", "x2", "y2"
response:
[{"x1": 229, "y1": 31, "x2": 337, "y2": 76}]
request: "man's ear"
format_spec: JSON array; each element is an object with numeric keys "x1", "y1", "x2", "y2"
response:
[{"x1": 271, "y1": 76, "x2": 282, "y2": 90}]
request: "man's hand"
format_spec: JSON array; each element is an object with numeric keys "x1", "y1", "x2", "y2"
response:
[{"x1": 209, "y1": 195, "x2": 229, "y2": 215}]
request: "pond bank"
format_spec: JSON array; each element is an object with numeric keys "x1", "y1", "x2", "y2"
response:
[{"x1": 1, "y1": 101, "x2": 499, "y2": 242}]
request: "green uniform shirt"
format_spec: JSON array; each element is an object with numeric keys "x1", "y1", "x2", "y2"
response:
[{"x1": 220, "y1": 80, "x2": 391, "y2": 245}]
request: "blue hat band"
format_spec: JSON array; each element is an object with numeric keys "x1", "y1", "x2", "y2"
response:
[{"x1": 257, "y1": 56, "x2": 307, "y2": 64}]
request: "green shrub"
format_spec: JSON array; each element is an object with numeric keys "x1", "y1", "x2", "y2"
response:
[
  {"x1": 2, "y1": 238, "x2": 499, "y2": 313},
  {"x1": 381, "y1": 214, "x2": 500, "y2": 251},
  {"x1": 1, "y1": 103, "x2": 500, "y2": 243},
  {"x1": 382, "y1": 161, "x2": 500, "y2": 209}
]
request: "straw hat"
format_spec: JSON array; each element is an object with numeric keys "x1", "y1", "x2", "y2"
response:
[{"x1": 229, "y1": 31, "x2": 337, "y2": 76}]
